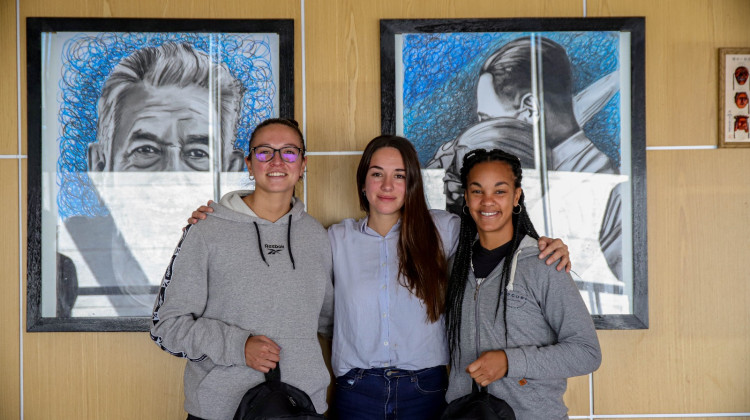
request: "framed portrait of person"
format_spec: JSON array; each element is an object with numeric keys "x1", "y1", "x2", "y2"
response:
[
  {"x1": 381, "y1": 18, "x2": 647, "y2": 329},
  {"x1": 718, "y1": 48, "x2": 750, "y2": 148},
  {"x1": 26, "y1": 18, "x2": 294, "y2": 331}
]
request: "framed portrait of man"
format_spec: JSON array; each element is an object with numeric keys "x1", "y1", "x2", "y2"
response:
[
  {"x1": 381, "y1": 18, "x2": 647, "y2": 329},
  {"x1": 27, "y1": 18, "x2": 294, "y2": 331}
]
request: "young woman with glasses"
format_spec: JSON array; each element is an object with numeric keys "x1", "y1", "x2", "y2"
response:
[{"x1": 150, "y1": 118, "x2": 334, "y2": 420}]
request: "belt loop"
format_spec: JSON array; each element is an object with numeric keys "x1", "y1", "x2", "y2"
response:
[{"x1": 356, "y1": 368, "x2": 365, "y2": 379}]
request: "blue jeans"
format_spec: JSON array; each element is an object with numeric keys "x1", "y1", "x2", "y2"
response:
[{"x1": 333, "y1": 366, "x2": 447, "y2": 420}]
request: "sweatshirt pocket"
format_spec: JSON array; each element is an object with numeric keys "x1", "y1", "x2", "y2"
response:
[{"x1": 195, "y1": 364, "x2": 261, "y2": 419}]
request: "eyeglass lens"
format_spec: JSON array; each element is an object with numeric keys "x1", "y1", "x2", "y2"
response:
[{"x1": 254, "y1": 147, "x2": 300, "y2": 163}]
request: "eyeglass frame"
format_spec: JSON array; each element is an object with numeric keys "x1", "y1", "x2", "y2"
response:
[{"x1": 249, "y1": 146, "x2": 306, "y2": 163}]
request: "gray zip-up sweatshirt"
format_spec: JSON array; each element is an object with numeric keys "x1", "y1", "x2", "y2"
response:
[
  {"x1": 150, "y1": 191, "x2": 334, "y2": 419},
  {"x1": 446, "y1": 236, "x2": 601, "y2": 419}
]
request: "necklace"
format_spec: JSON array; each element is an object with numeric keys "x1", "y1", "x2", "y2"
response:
[{"x1": 470, "y1": 252, "x2": 485, "y2": 285}]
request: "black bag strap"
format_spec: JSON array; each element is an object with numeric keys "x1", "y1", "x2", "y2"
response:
[
  {"x1": 264, "y1": 364, "x2": 281, "y2": 382},
  {"x1": 472, "y1": 380, "x2": 488, "y2": 394}
]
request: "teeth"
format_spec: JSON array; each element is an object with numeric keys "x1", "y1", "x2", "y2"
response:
[
  {"x1": 268, "y1": 172, "x2": 286, "y2": 176},
  {"x1": 480, "y1": 211, "x2": 498, "y2": 216}
]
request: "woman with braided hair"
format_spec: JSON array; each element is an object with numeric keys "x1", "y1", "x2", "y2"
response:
[{"x1": 444, "y1": 148, "x2": 601, "y2": 420}]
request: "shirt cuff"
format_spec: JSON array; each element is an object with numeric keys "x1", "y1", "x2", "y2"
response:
[
  {"x1": 230, "y1": 329, "x2": 253, "y2": 367},
  {"x1": 504, "y1": 347, "x2": 528, "y2": 378}
]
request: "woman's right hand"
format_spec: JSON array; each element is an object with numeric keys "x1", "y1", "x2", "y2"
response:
[
  {"x1": 244, "y1": 335, "x2": 281, "y2": 373},
  {"x1": 187, "y1": 200, "x2": 214, "y2": 225}
]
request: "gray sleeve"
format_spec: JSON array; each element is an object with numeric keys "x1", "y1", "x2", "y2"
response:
[
  {"x1": 317, "y1": 235, "x2": 335, "y2": 338},
  {"x1": 505, "y1": 267, "x2": 602, "y2": 379},
  {"x1": 150, "y1": 225, "x2": 251, "y2": 367}
]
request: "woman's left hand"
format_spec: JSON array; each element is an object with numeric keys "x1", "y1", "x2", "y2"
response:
[
  {"x1": 537, "y1": 236, "x2": 571, "y2": 272},
  {"x1": 467, "y1": 350, "x2": 508, "y2": 387}
]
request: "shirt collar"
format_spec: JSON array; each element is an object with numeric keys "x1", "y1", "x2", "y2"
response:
[{"x1": 358, "y1": 216, "x2": 402, "y2": 237}]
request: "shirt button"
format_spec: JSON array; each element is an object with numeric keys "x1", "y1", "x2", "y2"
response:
[
  {"x1": 384, "y1": 341, "x2": 389, "y2": 346},
  {"x1": 382, "y1": 313, "x2": 387, "y2": 318}
]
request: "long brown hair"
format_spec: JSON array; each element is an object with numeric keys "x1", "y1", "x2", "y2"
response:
[{"x1": 356, "y1": 135, "x2": 448, "y2": 322}]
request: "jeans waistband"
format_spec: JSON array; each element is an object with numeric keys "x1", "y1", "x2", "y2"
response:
[{"x1": 354, "y1": 365, "x2": 444, "y2": 378}]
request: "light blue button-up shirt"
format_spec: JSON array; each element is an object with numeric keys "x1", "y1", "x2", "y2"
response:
[{"x1": 328, "y1": 209, "x2": 460, "y2": 377}]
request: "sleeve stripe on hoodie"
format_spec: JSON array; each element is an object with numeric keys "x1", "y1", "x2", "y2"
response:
[{"x1": 149, "y1": 224, "x2": 208, "y2": 363}]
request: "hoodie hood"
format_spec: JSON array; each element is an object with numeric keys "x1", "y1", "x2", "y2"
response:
[
  {"x1": 508, "y1": 235, "x2": 538, "y2": 291},
  {"x1": 213, "y1": 190, "x2": 305, "y2": 225},
  {"x1": 212, "y1": 190, "x2": 306, "y2": 269}
]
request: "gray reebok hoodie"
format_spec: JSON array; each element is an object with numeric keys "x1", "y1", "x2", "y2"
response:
[
  {"x1": 150, "y1": 191, "x2": 334, "y2": 419},
  {"x1": 446, "y1": 236, "x2": 601, "y2": 419}
]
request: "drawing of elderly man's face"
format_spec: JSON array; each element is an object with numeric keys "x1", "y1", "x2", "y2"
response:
[
  {"x1": 88, "y1": 42, "x2": 246, "y2": 173},
  {"x1": 109, "y1": 84, "x2": 213, "y2": 171}
]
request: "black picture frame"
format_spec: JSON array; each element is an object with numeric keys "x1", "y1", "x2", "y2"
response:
[
  {"x1": 381, "y1": 18, "x2": 647, "y2": 329},
  {"x1": 27, "y1": 17, "x2": 294, "y2": 332}
]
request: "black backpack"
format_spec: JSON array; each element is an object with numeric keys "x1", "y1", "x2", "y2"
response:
[
  {"x1": 440, "y1": 381, "x2": 515, "y2": 420},
  {"x1": 233, "y1": 365, "x2": 325, "y2": 420}
]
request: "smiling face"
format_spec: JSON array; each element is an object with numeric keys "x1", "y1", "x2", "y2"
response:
[
  {"x1": 363, "y1": 147, "x2": 407, "y2": 222},
  {"x1": 464, "y1": 160, "x2": 521, "y2": 248},
  {"x1": 107, "y1": 84, "x2": 216, "y2": 171},
  {"x1": 245, "y1": 123, "x2": 306, "y2": 196}
]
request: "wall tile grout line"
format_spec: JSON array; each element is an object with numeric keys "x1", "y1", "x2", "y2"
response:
[
  {"x1": 301, "y1": 0, "x2": 308, "y2": 210},
  {"x1": 306, "y1": 151, "x2": 364, "y2": 155},
  {"x1": 16, "y1": 0, "x2": 24, "y2": 418}
]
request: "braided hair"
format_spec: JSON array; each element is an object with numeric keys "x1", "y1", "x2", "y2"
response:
[{"x1": 444, "y1": 148, "x2": 540, "y2": 364}]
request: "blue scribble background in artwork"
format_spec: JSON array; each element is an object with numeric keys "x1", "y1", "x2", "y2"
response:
[
  {"x1": 402, "y1": 31, "x2": 621, "y2": 167},
  {"x1": 55, "y1": 32, "x2": 276, "y2": 219}
]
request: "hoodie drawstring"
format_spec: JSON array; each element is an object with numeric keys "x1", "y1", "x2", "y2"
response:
[
  {"x1": 253, "y1": 222, "x2": 269, "y2": 267},
  {"x1": 253, "y1": 216, "x2": 296, "y2": 270},
  {"x1": 287, "y1": 214, "x2": 296, "y2": 270}
]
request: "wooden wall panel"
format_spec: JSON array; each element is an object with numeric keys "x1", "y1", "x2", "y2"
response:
[
  {"x1": 1, "y1": 0, "x2": 20, "y2": 416},
  {"x1": 305, "y1": 155, "x2": 364, "y2": 227},
  {"x1": 589, "y1": 0, "x2": 750, "y2": 147},
  {"x1": 0, "y1": 0, "x2": 17, "y2": 155},
  {"x1": 304, "y1": 0, "x2": 583, "y2": 152},
  {"x1": 0, "y1": 160, "x2": 20, "y2": 420},
  {"x1": 24, "y1": 333, "x2": 187, "y2": 419},
  {"x1": 564, "y1": 374, "x2": 590, "y2": 416},
  {"x1": 595, "y1": 149, "x2": 750, "y2": 414}
]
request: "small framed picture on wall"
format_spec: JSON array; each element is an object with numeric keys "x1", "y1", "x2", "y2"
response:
[{"x1": 719, "y1": 48, "x2": 750, "y2": 148}]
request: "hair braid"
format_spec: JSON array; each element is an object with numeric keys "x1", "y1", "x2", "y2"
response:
[{"x1": 445, "y1": 210, "x2": 476, "y2": 364}]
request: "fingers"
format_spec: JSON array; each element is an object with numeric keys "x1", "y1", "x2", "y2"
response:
[
  {"x1": 545, "y1": 248, "x2": 570, "y2": 272},
  {"x1": 188, "y1": 206, "x2": 214, "y2": 225},
  {"x1": 255, "y1": 335, "x2": 281, "y2": 353},
  {"x1": 537, "y1": 237, "x2": 571, "y2": 272},
  {"x1": 467, "y1": 364, "x2": 491, "y2": 387},
  {"x1": 538, "y1": 236, "x2": 549, "y2": 251},
  {"x1": 245, "y1": 335, "x2": 282, "y2": 373}
]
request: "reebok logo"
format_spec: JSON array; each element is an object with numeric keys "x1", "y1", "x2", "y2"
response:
[{"x1": 265, "y1": 244, "x2": 285, "y2": 255}]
